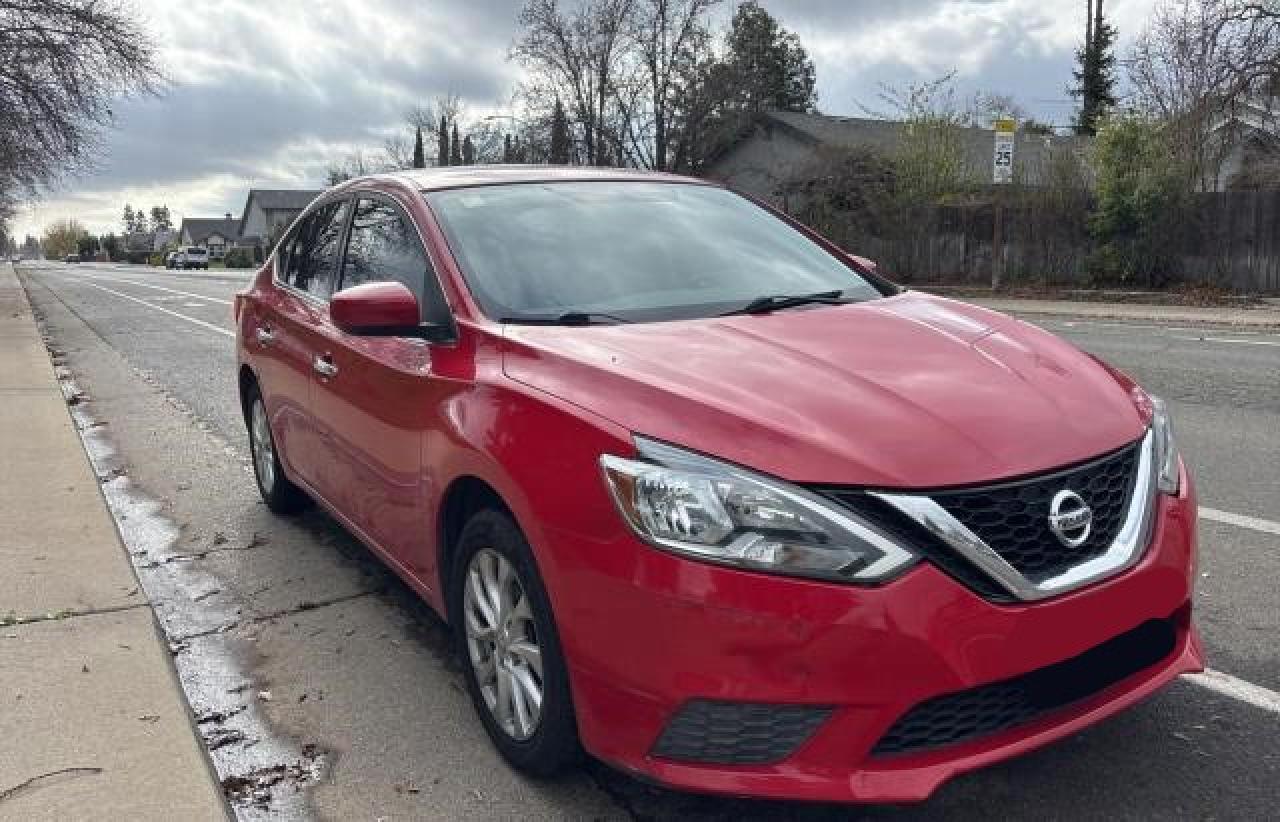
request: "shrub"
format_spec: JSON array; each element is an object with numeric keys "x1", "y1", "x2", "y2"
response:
[
  {"x1": 1088, "y1": 114, "x2": 1191, "y2": 287},
  {"x1": 147, "y1": 252, "x2": 165, "y2": 266},
  {"x1": 222, "y1": 247, "x2": 255, "y2": 268}
]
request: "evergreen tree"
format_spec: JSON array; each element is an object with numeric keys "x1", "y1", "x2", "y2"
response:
[
  {"x1": 450, "y1": 123, "x2": 462, "y2": 166},
  {"x1": 437, "y1": 116, "x2": 450, "y2": 167},
  {"x1": 149, "y1": 204, "x2": 172, "y2": 232},
  {"x1": 462, "y1": 135, "x2": 476, "y2": 165},
  {"x1": 1072, "y1": 0, "x2": 1118, "y2": 136},
  {"x1": 503, "y1": 134, "x2": 513, "y2": 163},
  {"x1": 550, "y1": 98, "x2": 571, "y2": 164},
  {"x1": 122, "y1": 204, "x2": 135, "y2": 235},
  {"x1": 724, "y1": 1, "x2": 816, "y2": 113},
  {"x1": 412, "y1": 126, "x2": 426, "y2": 168}
]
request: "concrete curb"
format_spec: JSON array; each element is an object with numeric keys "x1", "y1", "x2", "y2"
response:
[{"x1": 0, "y1": 263, "x2": 229, "y2": 820}]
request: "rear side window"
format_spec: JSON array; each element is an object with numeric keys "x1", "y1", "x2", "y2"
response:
[
  {"x1": 281, "y1": 200, "x2": 349, "y2": 300},
  {"x1": 341, "y1": 197, "x2": 449, "y2": 323}
]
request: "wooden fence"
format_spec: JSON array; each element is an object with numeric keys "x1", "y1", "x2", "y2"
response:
[{"x1": 821, "y1": 190, "x2": 1280, "y2": 294}]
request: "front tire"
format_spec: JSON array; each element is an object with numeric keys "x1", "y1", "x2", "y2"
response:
[
  {"x1": 451, "y1": 509, "x2": 580, "y2": 776},
  {"x1": 245, "y1": 385, "x2": 310, "y2": 514}
]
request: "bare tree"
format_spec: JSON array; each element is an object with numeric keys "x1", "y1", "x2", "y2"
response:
[
  {"x1": 382, "y1": 134, "x2": 414, "y2": 169},
  {"x1": 514, "y1": 0, "x2": 638, "y2": 166},
  {"x1": 1129, "y1": 0, "x2": 1280, "y2": 188},
  {"x1": 0, "y1": 0, "x2": 163, "y2": 212},
  {"x1": 629, "y1": 0, "x2": 721, "y2": 170}
]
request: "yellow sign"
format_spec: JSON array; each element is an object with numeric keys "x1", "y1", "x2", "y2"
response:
[{"x1": 994, "y1": 118, "x2": 1017, "y2": 134}]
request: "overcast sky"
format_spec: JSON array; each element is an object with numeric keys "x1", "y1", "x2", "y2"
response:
[{"x1": 14, "y1": 0, "x2": 1160, "y2": 239}]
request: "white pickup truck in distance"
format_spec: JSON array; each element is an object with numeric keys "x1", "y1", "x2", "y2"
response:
[{"x1": 175, "y1": 246, "x2": 209, "y2": 270}]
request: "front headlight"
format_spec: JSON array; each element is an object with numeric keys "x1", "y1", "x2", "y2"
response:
[
  {"x1": 599, "y1": 438, "x2": 918, "y2": 584},
  {"x1": 1149, "y1": 395, "x2": 1180, "y2": 495}
]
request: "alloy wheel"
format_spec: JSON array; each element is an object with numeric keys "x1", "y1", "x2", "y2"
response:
[
  {"x1": 250, "y1": 398, "x2": 275, "y2": 493},
  {"x1": 463, "y1": 548, "x2": 544, "y2": 741}
]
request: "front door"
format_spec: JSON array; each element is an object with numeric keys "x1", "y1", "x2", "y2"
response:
[{"x1": 308, "y1": 194, "x2": 456, "y2": 573}]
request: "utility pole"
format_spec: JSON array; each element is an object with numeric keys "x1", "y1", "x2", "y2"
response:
[{"x1": 1086, "y1": 0, "x2": 1093, "y2": 58}]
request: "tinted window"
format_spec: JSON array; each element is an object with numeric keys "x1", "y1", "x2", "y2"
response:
[
  {"x1": 283, "y1": 200, "x2": 349, "y2": 299},
  {"x1": 341, "y1": 197, "x2": 449, "y2": 323},
  {"x1": 427, "y1": 182, "x2": 883, "y2": 323}
]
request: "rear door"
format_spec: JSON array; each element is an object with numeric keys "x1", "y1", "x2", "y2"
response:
[
  {"x1": 308, "y1": 193, "x2": 456, "y2": 572},
  {"x1": 251, "y1": 198, "x2": 350, "y2": 488}
]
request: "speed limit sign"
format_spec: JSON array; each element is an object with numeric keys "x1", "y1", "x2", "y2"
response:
[{"x1": 993, "y1": 118, "x2": 1016, "y2": 185}]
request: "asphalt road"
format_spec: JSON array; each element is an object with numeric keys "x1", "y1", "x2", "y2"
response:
[{"x1": 17, "y1": 260, "x2": 1280, "y2": 820}]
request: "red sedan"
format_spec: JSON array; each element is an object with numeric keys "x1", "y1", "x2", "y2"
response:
[{"x1": 234, "y1": 167, "x2": 1201, "y2": 803}]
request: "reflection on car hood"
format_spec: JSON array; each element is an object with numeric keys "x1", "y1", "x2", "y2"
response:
[{"x1": 501, "y1": 293, "x2": 1147, "y2": 487}]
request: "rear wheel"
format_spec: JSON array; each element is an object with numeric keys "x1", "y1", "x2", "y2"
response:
[
  {"x1": 451, "y1": 509, "x2": 579, "y2": 776},
  {"x1": 245, "y1": 384, "x2": 310, "y2": 514}
]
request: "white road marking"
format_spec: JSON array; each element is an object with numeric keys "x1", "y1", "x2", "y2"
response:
[
  {"x1": 1200, "y1": 507, "x2": 1280, "y2": 537},
  {"x1": 1172, "y1": 335, "x2": 1280, "y2": 347},
  {"x1": 1185, "y1": 670, "x2": 1280, "y2": 714},
  {"x1": 83, "y1": 282, "x2": 234, "y2": 338},
  {"x1": 71, "y1": 272, "x2": 235, "y2": 305},
  {"x1": 1049, "y1": 317, "x2": 1280, "y2": 335}
]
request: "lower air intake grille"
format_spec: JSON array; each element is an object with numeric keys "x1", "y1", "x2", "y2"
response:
[
  {"x1": 651, "y1": 700, "x2": 833, "y2": 765},
  {"x1": 872, "y1": 617, "x2": 1177, "y2": 757}
]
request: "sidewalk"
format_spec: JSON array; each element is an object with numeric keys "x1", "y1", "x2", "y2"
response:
[
  {"x1": 938, "y1": 293, "x2": 1280, "y2": 329},
  {"x1": 0, "y1": 264, "x2": 227, "y2": 820}
]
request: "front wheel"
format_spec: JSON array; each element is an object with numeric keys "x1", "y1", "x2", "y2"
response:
[
  {"x1": 451, "y1": 509, "x2": 580, "y2": 776},
  {"x1": 245, "y1": 386, "x2": 310, "y2": 514}
]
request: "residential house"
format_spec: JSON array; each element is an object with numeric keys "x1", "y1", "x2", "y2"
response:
[
  {"x1": 1208, "y1": 96, "x2": 1279, "y2": 190},
  {"x1": 705, "y1": 111, "x2": 1091, "y2": 206},
  {"x1": 237, "y1": 189, "x2": 321, "y2": 249},
  {"x1": 178, "y1": 215, "x2": 240, "y2": 260}
]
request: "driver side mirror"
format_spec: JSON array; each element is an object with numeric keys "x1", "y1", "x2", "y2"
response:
[
  {"x1": 847, "y1": 253, "x2": 877, "y2": 274},
  {"x1": 330, "y1": 281, "x2": 452, "y2": 342}
]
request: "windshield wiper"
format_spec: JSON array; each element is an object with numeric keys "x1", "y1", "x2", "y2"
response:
[
  {"x1": 722, "y1": 290, "x2": 852, "y2": 316},
  {"x1": 501, "y1": 312, "x2": 633, "y2": 326}
]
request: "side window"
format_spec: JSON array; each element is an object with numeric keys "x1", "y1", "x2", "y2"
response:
[
  {"x1": 341, "y1": 197, "x2": 449, "y2": 323},
  {"x1": 281, "y1": 200, "x2": 349, "y2": 300}
]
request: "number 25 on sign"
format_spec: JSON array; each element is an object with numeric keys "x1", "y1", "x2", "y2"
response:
[{"x1": 993, "y1": 118, "x2": 1016, "y2": 185}]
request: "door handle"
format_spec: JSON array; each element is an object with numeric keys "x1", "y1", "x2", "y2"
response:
[
  {"x1": 255, "y1": 326, "x2": 275, "y2": 346},
  {"x1": 312, "y1": 355, "x2": 339, "y2": 378}
]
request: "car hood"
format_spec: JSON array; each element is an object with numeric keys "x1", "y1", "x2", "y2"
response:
[{"x1": 501, "y1": 293, "x2": 1147, "y2": 487}]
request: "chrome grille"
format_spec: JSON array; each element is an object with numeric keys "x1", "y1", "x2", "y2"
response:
[{"x1": 930, "y1": 442, "x2": 1141, "y2": 582}]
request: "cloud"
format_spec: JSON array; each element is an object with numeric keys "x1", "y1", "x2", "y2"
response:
[{"x1": 13, "y1": 0, "x2": 1158, "y2": 239}]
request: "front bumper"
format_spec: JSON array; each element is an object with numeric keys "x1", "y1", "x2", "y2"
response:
[{"x1": 552, "y1": 470, "x2": 1201, "y2": 803}]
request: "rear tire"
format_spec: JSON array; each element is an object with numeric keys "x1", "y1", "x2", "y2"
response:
[
  {"x1": 450, "y1": 509, "x2": 580, "y2": 776},
  {"x1": 245, "y1": 384, "x2": 310, "y2": 515}
]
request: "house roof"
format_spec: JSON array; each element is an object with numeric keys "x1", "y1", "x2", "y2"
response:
[
  {"x1": 180, "y1": 217, "x2": 239, "y2": 245},
  {"x1": 237, "y1": 189, "x2": 322, "y2": 235},
  {"x1": 718, "y1": 111, "x2": 1092, "y2": 186}
]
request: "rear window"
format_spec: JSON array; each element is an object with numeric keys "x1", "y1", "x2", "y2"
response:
[{"x1": 187, "y1": 247, "x2": 207, "y2": 255}]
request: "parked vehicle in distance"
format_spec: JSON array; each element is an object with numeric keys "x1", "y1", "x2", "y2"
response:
[
  {"x1": 165, "y1": 251, "x2": 181, "y2": 269},
  {"x1": 8, "y1": 255, "x2": 20, "y2": 263},
  {"x1": 234, "y1": 167, "x2": 1200, "y2": 804},
  {"x1": 176, "y1": 246, "x2": 209, "y2": 269},
  {"x1": 64, "y1": 254, "x2": 80, "y2": 263}
]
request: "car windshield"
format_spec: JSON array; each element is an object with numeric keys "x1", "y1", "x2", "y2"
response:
[{"x1": 426, "y1": 181, "x2": 884, "y2": 323}]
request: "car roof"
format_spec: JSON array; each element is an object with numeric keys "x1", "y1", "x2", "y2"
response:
[{"x1": 379, "y1": 164, "x2": 712, "y2": 193}]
